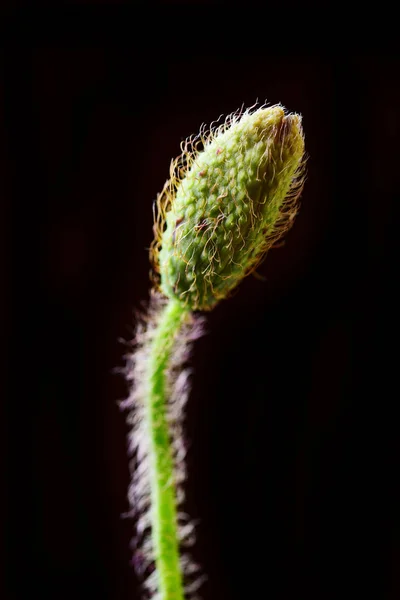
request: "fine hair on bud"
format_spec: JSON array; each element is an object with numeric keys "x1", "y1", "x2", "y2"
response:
[{"x1": 151, "y1": 102, "x2": 306, "y2": 311}]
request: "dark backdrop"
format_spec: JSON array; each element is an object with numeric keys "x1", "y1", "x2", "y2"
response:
[{"x1": 2, "y1": 8, "x2": 399, "y2": 600}]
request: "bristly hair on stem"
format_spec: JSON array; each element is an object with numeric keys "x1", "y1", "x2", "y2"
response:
[{"x1": 119, "y1": 290, "x2": 206, "y2": 600}]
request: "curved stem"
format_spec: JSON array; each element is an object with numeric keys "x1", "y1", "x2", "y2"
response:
[{"x1": 146, "y1": 298, "x2": 190, "y2": 600}]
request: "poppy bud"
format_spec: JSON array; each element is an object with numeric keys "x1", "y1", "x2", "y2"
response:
[{"x1": 152, "y1": 104, "x2": 306, "y2": 311}]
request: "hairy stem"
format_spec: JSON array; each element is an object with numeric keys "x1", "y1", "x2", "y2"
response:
[{"x1": 146, "y1": 298, "x2": 190, "y2": 600}]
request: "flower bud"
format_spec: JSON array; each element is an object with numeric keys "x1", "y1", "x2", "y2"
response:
[{"x1": 151, "y1": 104, "x2": 306, "y2": 311}]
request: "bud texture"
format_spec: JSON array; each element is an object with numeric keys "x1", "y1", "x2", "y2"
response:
[{"x1": 151, "y1": 104, "x2": 305, "y2": 311}]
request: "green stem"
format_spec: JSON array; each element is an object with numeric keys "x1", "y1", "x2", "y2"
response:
[{"x1": 146, "y1": 298, "x2": 190, "y2": 600}]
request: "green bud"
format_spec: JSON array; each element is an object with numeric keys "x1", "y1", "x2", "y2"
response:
[{"x1": 151, "y1": 104, "x2": 306, "y2": 311}]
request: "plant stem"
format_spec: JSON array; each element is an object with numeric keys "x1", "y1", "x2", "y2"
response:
[{"x1": 146, "y1": 298, "x2": 190, "y2": 600}]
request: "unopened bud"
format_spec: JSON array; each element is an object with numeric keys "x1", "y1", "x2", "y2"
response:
[{"x1": 151, "y1": 104, "x2": 306, "y2": 311}]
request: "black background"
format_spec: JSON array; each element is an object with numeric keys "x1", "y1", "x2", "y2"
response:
[{"x1": 2, "y1": 7, "x2": 399, "y2": 600}]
